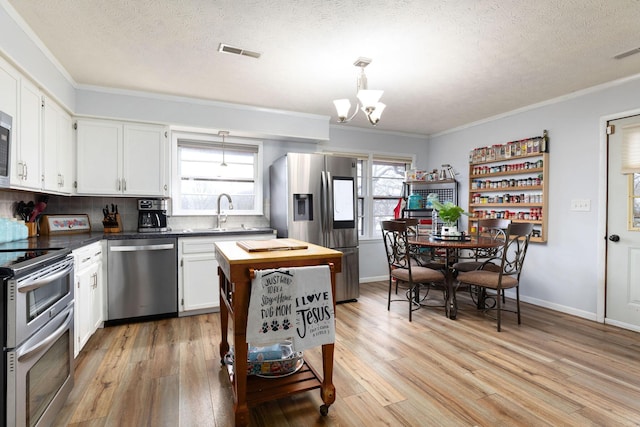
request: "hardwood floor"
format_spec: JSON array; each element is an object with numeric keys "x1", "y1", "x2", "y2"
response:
[{"x1": 53, "y1": 281, "x2": 640, "y2": 426}]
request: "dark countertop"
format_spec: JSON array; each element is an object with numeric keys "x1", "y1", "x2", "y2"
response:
[{"x1": 0, "y1": 227, "x2": 276, "y2": 252}]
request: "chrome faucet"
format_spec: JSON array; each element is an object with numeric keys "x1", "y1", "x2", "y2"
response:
[{"x1": 216, "y1": 193, "x2": 233, "y2": 229}]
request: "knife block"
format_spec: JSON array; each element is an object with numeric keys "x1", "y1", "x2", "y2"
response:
[
  {"x1": 26, "y1": 222, "x2": 37, "y2": 237},
  {"x1": 103, "y1": 213, "x2": 122, "y2": 233}
]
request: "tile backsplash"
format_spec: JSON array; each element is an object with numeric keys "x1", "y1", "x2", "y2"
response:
[
  {"x1": 0, "y1": 190, "x2": 31, "y2": 218},
  {"x1": 0, "y1": 189, "x2": 269, "y2": 232}
]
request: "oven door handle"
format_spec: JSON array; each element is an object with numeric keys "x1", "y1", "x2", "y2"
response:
[
  {"x1": 17, "y1": 307, "x2": 73, "y2": 362},
  {"x1": 18, "y1": 259, "x2": 74, "y2": 293}
]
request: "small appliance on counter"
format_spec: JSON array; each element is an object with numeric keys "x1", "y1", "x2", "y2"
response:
[{"x1": 137, "y1": 198, "x2": 168, "y2": 232}]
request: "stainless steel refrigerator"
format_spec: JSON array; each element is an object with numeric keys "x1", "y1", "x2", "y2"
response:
[{"x1": 270, "y1": 152, "x2": 359, "y2": 302}]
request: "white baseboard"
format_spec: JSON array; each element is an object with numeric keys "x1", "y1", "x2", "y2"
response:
[
  {"x1": 359, "y1": 275, "x2": 388, "y2": 283},
  {"x1": 605, "y1": 318, "x2": 640, "y2": 333},
  {"x1": 516, "y1": 295, "x2": 597, "y2": 321}
]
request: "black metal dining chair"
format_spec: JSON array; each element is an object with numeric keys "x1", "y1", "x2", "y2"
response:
[
  {"x1": 453, "y1": 218, "x2": 511, "y2": 273},
  {"x1": 381, "y1": 219, "x2": 446, "y2": 321},
  {"x1": 453, "y1": 218, "x2": 510, "y2": 306},
  {"x1": 456, "y1": 222, "x2": 534, "y2": 331},
  {"x1": 392, "y1": 217, "x2": 447, "y2": 271}
]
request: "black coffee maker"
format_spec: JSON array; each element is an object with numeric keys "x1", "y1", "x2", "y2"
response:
[{"x1": 137, "y1": 198, "x2": 168, "y2": 232}]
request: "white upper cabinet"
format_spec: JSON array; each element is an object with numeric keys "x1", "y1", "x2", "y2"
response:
[
  {"x1": 14, "y1": 78, "x2": 42, "y2": 190},
  {"x1": 76, "y1": 119, "x2": 121, "y2": 195},
  {"x1": 1, "y1": 56, "x2": 73, "y2": 194},
  {"x1": 76, "y1": 119, "x2": 167, "y2": 196},
  {"x1": 122, "y1": 123, "x2": 166, "y2": 196},
  {"x1": 0, "y1": 56, "x2": 19, "y2": 123},
  {"x1": 42, "y1": 97, "x2": 74, "y2": 194}
]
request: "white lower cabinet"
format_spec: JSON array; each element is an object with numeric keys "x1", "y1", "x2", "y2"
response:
[
  {"x1": 178, "y1": 233, "x2": 275, "y2": 316},
  {"x1": 73, "y1": 241, "x2": 104, "y2": 357}
]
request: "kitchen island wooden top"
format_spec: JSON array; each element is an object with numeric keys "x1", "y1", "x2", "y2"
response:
[{"x1": 215, "y1": 238, "x2": 343, "y2": 278}]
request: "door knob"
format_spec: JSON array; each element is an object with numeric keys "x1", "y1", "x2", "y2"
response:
[{"x1": 608, "y1": 234, "x2": 620, "y2": 242}]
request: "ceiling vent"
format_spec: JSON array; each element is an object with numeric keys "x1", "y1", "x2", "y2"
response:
[
  {"x1": 218, "y1": 43, "x2": 261, "y2": 59},
  {"x1": 614, "y1": 47, "x2": 640, "y2": 60}
]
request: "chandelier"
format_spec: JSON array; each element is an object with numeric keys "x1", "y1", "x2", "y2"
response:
[{"x1": 333, "y1": 57, "x2": 386, "y2": 126}]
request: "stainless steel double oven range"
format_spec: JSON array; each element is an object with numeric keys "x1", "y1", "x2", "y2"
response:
[{"x1": 0, "y1": 244, "x2": 75, "y2": 427}]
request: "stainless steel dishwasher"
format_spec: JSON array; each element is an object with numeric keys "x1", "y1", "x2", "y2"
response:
[{"x1": 107, "y1": 238, "x2": 177, "y2": 322}]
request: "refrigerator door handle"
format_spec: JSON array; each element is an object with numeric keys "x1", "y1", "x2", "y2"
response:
[
  {"x1": 321, "y1": 170, "x2": 329, "y2": 246},
  {"x1": 326, "y1": 171, "x2": 333, "y2": 246}
]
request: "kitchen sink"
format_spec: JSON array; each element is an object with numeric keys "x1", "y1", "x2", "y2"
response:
[
  {"x1": 181, "y1": 227, "x2": 262, "y2": 233},
  {"x1": 212, "y1": 227, "x2": 260, "y2": 231}
]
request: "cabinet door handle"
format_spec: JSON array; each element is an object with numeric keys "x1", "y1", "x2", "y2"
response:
[
  {"x1": 123, "y1": 179, "x2": 127, "y2": 191},
  {"x1": 23, "y1": 162, "x2": 28, "y2": 180},
  {"x1": 117, "y1": 179, "x2": 121, "y2": 191}
]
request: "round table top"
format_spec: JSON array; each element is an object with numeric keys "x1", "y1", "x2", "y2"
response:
[{"x1": 408, "y1": 235, "x2": 503, "y2": 249}]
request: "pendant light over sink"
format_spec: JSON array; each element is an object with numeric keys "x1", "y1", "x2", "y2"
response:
[{"x1": 218, "y1": 130, "x2": 229, "y2": 167}]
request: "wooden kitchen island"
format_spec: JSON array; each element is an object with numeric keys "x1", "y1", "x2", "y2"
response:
[{"x1": 215, "y1": 239, "x2": 342, "y2": 427}]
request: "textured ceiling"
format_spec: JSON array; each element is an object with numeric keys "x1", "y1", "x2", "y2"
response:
[{"x1": 7, "y1": 0, "x2": 640, "y2": 135}]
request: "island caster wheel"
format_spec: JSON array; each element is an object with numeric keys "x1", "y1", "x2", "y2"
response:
[{"x1": 320, "y1": 404, "x2": 329, "y2": 416}]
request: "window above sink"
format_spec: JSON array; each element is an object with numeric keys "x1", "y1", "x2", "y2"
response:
[{"x1": 171, "y1": 129, "x2": 263, "y2": 217}]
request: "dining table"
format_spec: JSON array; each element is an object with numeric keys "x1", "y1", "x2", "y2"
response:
[{"x1": 407, "y1": 234, "x2": 503, "y2": 319}]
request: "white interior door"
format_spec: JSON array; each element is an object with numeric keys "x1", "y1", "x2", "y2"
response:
[{"x1": 606, "y1": 115, "x2": 640, "y2": 330}]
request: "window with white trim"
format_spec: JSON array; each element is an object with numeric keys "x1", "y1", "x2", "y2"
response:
[
  {"x1": 172, "y1": 132, "x2": 262, "y2": 216},
  {"x1": 355, "y1": 154, "x2": 412, "y2": 238},
  {"x1": 631, "y1": 173, "x2": 640, "y2": 229}
]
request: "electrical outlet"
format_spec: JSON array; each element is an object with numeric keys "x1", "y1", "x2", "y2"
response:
[{"x1": 570, "y1": 199, "x2": 591, "y2": 211}]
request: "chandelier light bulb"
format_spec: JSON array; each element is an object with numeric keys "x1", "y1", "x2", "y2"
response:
[
  {"x1": 333, "y1": 99, "x2": 352, "y2": 122},
  {"x1": 367, "y1": 102, "x2": 386, "y2": 125},
  {"x1": 357, "y1": 89, "x2": 383, "y2": 110}
]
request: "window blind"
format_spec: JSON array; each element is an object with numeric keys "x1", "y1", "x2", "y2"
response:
[{"x1": 622, "y1": 124, "x2": 640, "y2": 174}]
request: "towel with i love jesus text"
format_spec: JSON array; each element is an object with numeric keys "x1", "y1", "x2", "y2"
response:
[{"x1": 246, "y1": 265, "x2": 335, "y2": 352}]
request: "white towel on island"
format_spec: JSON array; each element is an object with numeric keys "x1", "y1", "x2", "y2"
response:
[
  {"x1": 247, "y1": 268, "x2": 297, "y2": 345},
  {"x1": 246, "y1": 265, "x2": 335, "y2": 352}
]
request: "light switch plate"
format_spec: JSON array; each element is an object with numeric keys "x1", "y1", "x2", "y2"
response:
[{"x1": 570, "y1": 199, "x2": 591, "y2": 211}]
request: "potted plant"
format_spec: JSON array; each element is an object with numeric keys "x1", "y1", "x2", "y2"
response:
[{"x1": 431, "y1": 200, "x2": 469, "y2": 236}]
